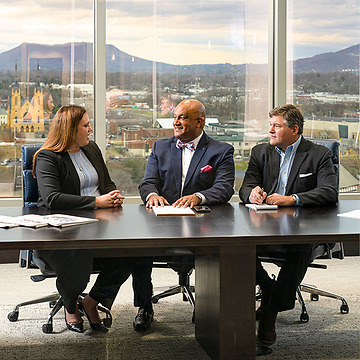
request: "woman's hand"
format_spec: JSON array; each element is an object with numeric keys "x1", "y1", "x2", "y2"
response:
[{"x1": 95, "y1": 190, "x2": 124, "y2": 208}]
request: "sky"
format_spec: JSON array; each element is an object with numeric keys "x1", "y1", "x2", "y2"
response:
[{"x1": 0, "y1": 0, "x2": 359, "y2": 65}]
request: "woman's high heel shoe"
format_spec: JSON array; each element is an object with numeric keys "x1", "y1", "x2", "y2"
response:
[
  {"x1": 78, "y1": 299, "x2": 108, "y2": 332},
  {"x1": 65, "y1": 309, "x2": 84, "y2": 333}
]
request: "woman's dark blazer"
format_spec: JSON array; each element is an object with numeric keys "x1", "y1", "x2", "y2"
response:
[{"x1": 36, "y1": 140, "x2": 116, "y2": 210}]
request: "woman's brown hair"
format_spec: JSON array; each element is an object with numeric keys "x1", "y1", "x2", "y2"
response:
[{"x1": 32, "y1": 104, "x2": 87, "y2": 175}]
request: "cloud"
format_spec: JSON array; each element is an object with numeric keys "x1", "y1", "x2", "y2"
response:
[{"x1": 0, "y1": 0, "x2": 358, "y2": 64}]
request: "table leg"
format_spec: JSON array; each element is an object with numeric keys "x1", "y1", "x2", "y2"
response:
[{"x1": 195, "y1": 244, "x2": 256, "y2": 359}]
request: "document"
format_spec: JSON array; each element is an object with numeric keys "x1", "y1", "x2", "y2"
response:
[
  {"x1": 14, "y1": 215, "x2": 49, "y2": 228},
  {"x1": 152, "y1": 206, "x2": 195, "y2": 216},
  {"x1": 41, "y1": 214, "x2": 99, "y2": 227},
  {"x1": 245, "y1": 204, "x2": 278, "y2": 211},
  {"x1": 10, "y1": 214, "x2": 98, "y2": 228},
  {"x1": 337, "y1": 210, "x2": 360, "y2": 219},
  {"x1": 0, "y1": 216, "x2": 19, "y2": 228}
]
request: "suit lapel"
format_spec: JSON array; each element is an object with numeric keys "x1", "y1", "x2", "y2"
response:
[
  {"x1": 286, "y1": 138, "x2": 309, "y2": 194},
  {"x1": 170, "y1": 138, "x2": 182, "y2": 196},
  {"x1": 183, "y1": 133, "x2": 208, "y2": 189}
]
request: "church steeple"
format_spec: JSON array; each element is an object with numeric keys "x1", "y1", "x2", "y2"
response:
[
  {"x1": 14, "y1": 61, "x2": 19, "y2": 88},
  {"x1": 35, "y1": 60, "x2": 41, "y2": 89}
]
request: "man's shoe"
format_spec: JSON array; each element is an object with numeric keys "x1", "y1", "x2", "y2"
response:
[
  {"x1": 133, "y1": 308, "x2": 154, "y2": 331},
  {"x1": 257, "y1": 310, "x2": 278, "y2": 345}
]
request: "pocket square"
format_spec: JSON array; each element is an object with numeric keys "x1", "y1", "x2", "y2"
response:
[
  {"x1": 200, "y1": 165, "x2": 213, "y2": 173},
  {"x1": 299, "y1": 172, "x2": 313, "y2": 178}
]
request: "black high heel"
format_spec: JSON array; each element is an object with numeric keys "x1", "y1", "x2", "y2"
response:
[
  {"x1": 78, "y1": 298, "x2": 108, "y2": 332},
  {"x1": 65, "y1": 309, "x2": 84, "y2": 333}
]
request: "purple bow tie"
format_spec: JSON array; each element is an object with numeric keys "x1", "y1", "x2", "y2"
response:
[{"x1": 176, "y1": 139, "x2": 195, "y2": 152}]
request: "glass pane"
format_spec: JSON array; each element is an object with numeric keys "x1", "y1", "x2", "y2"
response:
[
  {"x1": 0, "y1": 0, "x2": 93, "y2": 197},
  {"x1": 287, "y1": 0, "x2": 360, "y2": 192},
  {"x1": 106, "y1": 0, "x2": 269, "y2": 196}
]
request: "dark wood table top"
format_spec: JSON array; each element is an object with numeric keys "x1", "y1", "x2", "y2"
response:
[{"x1": 0, "y1": 200, "x2": 359, "y2": 250}]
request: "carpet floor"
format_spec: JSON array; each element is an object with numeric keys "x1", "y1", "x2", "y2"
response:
[{"x1": 0, "y1": 257, "x2": 359, "y2": 359}]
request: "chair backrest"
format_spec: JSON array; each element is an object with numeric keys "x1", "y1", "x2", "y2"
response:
[
  {"x1": 21, "y1": 144, "x2": 42, "y2": 207},
  {"x1": 306, "y1": 138, "x2": 340, "y2": 190}
]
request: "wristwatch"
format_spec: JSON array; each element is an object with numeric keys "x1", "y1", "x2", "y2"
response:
[{"x1": 291, "y1": 194, "x2": 297, "y2": 205}]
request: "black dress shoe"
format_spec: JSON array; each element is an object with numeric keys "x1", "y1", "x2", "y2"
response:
[
  {"x1": 133, "y1": 307, "x2": 154, "y2": 331},
  {"x1": 78, "y1": 299, "x2": 108, "y2": 332},
  {"x1": 65, "y1": 310, "x2": 84, "y2": 333}
]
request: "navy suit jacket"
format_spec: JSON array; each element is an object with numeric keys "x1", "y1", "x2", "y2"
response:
[
  {"x1": 239, "y1": 137, "x2": 338, "y2": 206},
  {"x1": 36, "y1": 141, "x2": 116, "y2": 210},
  {"x1": 139, "y1": 132, "x2": 235, "y2": 204}
]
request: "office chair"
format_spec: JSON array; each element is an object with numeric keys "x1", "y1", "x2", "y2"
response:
[
  {"x1": 257, "y1": 138, "x2": 349, "y2": 322},
  {"x1": 152, "y1": 249, "x2": 196, "y2": 323},
  {"x1": 7, "y1": 144, "x2": 112, "y2": 333}
]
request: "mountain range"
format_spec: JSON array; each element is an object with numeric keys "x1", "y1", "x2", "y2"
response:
[{"x1": 0, "y1": 42, "x2": 358, "y2": 75}]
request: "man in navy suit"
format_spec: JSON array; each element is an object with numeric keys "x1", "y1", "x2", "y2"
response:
[
  {"x1": 139, "y1": 99, "x2": 235, "y2": 208},
  {"x1": 240, "y1": 104, "x2": 338, "y2": 346},
  {"x1": 137, "y1": 99, "x2": 235, "y2": 329}
]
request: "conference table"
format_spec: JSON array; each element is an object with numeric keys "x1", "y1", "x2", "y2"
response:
[{"x1": 0, "y1": 200, "x2": 359, "y2": 359}]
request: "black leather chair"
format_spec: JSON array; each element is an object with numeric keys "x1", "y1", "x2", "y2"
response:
[
  {"x1": 258, "y1": 138, "x2": 349, "y2": 322},
  {"x1": 7, "y1": 144, "x2": 112, "y2": 333},
  {"x1": 152, "y1": 249, "x2": 195, "y2": 322}
]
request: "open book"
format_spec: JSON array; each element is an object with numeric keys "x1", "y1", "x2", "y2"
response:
[{"x1": 10, "y1": 214, "x2": 99, "y2": 228}]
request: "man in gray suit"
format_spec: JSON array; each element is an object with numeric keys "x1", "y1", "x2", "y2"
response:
[{"x1": 239, "y1": 104, "x2": 338, "y2": 345}]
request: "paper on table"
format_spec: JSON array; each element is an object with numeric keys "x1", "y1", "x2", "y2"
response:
[
  {"x1": 337, "y1": 210, "x2": 360, "y2": 219},
  {"x1": 0, "y1": 215, "x2": 19, "y2": 228},
  {"x1": 245, "y1": 204, "x2": 278, "y2": 211},
  {"x1": 152, "y1": 206, "x2": 195, "y2": 216}
]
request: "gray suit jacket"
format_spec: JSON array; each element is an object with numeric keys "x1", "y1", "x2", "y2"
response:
[
  {"x1": 239, "y1": 137, "x2": 338, "y2": 206},
  {"x1": 36, "y1": 140, "x2": 116, "y2": 209}
]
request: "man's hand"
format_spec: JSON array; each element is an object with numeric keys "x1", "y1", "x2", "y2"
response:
[
  {"x1": 172, "y1": 194, "x2": 201, "y2": 208},
  {"x1": 249, "y1": 186, "x2": 267, "y2": 204},
  {"x1": 266, "y1": 193, "x2": 296, "y2": 206},
  {"x1": 146, "y1": 194, "x2": 170, "y2": 208}
]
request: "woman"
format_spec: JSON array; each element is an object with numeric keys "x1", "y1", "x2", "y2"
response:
[{"x1": 33, "y1": 104, "x2": 126, "y2": 333}]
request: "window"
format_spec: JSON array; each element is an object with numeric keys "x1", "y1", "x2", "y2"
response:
[
  {"x1": 106, "y1": 0, "x2": 269, "y2": 195},
  {"x1": 0, "y1": 0, "x2": 93, "y2": 197},
  {"x1": 0, "y1": 0, "x2": 358, "y2": 201},
  {"x1": 287, "y1": 0, "x2": 360, "y2": 192}
]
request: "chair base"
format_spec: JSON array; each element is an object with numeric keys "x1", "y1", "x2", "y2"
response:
[
  {"x1": 295, "y1": 283, "x2": 349, "y2": 323},
  {"x1": 8, "y1": 292, "x2": 112, "y2": 333},
  {"x1": 152, "y1": 284, "x2": 195, "y2": 306}
]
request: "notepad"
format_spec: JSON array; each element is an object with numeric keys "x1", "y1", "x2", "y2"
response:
[
  {"x1": 245, "y1": 204, "x2": 278, "y2": 211},
  {"x1": 337, "y1": 210, "x2": 360, "y2": 220},
  {"x1": 152, "y1": 206, "x2": 195, "y2": 216}
]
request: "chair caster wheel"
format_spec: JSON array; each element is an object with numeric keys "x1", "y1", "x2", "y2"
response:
[
  {"x1": 340, "y1": 304, "x2": 349, "y2": 314},
  {"x1": 8, "y1": 311, "x2": 19, "y2": 322},
  {"x1": 310, "y1": 294, "x2": 319, "y2": 301},
  {"x1": 42, "y1": 323, "x2": 53, "y2": 333},
  {"x1": 103, "y1": 317, "x2": 112, "y2": 328},
  {"x1": 151, "y1": 297, "x2": 159, "y2": 304},
  {"x1": 300, "y1": 312, "x2": 309, "y2": 322}
]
